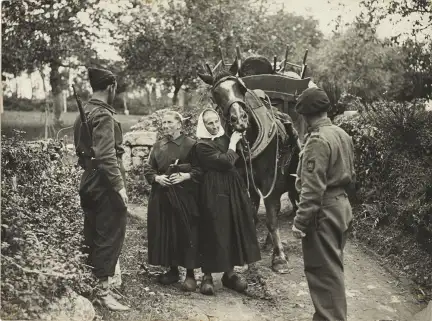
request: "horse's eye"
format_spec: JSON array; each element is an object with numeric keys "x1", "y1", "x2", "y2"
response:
[
  {"x1": 230, "y1": 115, "x2": 238, "y2": 122},
  {"x1": 242, "y1": 113, "x2": 248, "y2": 119}
]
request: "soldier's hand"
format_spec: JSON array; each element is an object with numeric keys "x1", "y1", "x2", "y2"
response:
[
  {"x1": 118, "y1": 188, "x2": 129, "y2": 205},
  {"x1": 155, "y1": 175, "x2": 171, "y2": 186},
  {"x1": 292, "y1": 225, "x2": 306, "y2": 239}
]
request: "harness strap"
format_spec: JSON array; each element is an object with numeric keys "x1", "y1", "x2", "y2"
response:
[
  {"x1": 222, "y1": 98, "x2": 245, "y2": 116},
  {"x1": 240, "y1": 99, "x2": 280, "y2": 200}
]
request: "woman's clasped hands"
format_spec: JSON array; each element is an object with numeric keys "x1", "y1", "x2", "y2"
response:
[{"x1": 155, "y1": 173, "x2": 191, "y2": 187}]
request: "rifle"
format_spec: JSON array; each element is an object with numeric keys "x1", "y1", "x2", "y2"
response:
[{"x1": 72, "y1": 85, "x2": 95, "y2": 161}]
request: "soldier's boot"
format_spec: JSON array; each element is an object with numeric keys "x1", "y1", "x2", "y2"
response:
[
  {"x1": 98, "y1": 291, "x2": 130, "y2": 311},
  {"x1": 109, "y1": 260, "x2": 122, "y2": 290},
  {"x1": 110, "y1": 288, "x2": 124, "y2": 300},
  {"x1": 95, "y1": 281, "x2": 130, "y2": 311}
]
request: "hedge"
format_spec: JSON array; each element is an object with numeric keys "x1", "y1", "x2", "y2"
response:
[
  {"x1": 336, "y1": 99, "x2": 432, "y2": 299},
  {"x1": 1, "y1": 132, "x2": 95, "y2": 320}
]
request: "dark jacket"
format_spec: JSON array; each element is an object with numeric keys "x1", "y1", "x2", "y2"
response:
[{"x1": 73, "y1": 98, "x2": 126, "y2": 200}]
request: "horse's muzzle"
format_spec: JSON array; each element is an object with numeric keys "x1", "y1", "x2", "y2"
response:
[{"x1": 233, "y1": 122, "x2": 248, "y2": 132}]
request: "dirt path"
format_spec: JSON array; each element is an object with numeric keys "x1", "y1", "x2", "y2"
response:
[{"x1": 97, "y1": 195, "x2": 426, "y2": 321}]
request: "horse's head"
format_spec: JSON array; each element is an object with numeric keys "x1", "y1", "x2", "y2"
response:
[{"x1": 198, "y1": 59, "x2": 250, "y2": 133}]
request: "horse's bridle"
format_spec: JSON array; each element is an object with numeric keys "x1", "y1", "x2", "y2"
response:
[{"x1": 211, "y1": 76, "x2": 248, "y2": 120}]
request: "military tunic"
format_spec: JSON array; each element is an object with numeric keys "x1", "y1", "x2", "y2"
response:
[
  {"x1": 73, "y1": 98, "x2": 127, "y2": 279},
  {"x1": 195, "y1": 135, "x2": 261, "y2": 273},
  {"x1": 144, "y1": 135, "x2": 202, "y2": 269},
  {"x1": 294, "y1": 117, "x2": 355, "y2": 321}
]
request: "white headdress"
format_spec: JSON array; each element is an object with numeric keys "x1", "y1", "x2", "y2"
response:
[{"x1": 195, "y1": 108, "x2": 225, "y2": 140}]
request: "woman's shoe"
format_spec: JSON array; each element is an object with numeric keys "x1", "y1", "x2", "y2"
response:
[
  {"x1": 200, "y1": 275, "x2": 215, "y2": 295},
  {"x1": 221, "y1": 273, "x2": 248, "y2": 293},
  {"x1": 181, "y1": 275, "x2": 197, "y2": 292},
  {"x1": 158, "y1": 269, "x2": 180, "y2": 285}
]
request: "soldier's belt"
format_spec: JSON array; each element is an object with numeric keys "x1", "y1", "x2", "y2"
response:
[{"x1": 323, "y1": 186, "x2": 346, "y2": 199}]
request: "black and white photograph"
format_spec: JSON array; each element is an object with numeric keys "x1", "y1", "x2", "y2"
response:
[{"x1": 1, "y1": 0, "x2": 431, "y2": 320}]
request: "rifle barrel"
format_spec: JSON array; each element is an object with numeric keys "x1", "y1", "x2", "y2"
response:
[
  {"x1": 72, "y1": 84, "x2": 93, "y2": 158},
  {"x1": 72, "y1": 85, "x2": 86, "y2": 123}
]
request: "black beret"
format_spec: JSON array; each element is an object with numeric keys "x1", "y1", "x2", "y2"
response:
[
  {"x1": 88, "y1": 67, "x2": 116, "y2": 87},
  {"x1": 295, "y1": 87, "x2": 330, "y2": 115}
]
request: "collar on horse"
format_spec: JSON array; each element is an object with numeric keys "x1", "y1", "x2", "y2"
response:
[{"x1": 243, "y1": 89, "x2": 288, "y2": 160}]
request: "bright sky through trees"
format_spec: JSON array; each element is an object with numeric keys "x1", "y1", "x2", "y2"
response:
[{"x1": 6, "y1": 0, "x2": 429, "y2": 99}]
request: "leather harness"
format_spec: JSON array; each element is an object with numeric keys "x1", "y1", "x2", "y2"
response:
[
  {"x1": 212, "y1": 76, "x2": 288, "y2": 161},
  {"x1": 212, "y1": 76, "x2": 295, "y2": 199}
]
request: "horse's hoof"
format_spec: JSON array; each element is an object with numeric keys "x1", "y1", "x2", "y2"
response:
[{"x1": 272, "y1": 257, "x2": 289, "y2": 273}]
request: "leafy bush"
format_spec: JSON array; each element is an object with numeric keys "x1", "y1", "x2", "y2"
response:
[
  {"x1": 336, "y1": 100, "x2": 432, "y2": 298},
  {"x1": 1, "y1": 132, "x2": 95, "y2": 320},
  {"x1": 126, "y1": 168, "x2": 150, "y2": 205}
]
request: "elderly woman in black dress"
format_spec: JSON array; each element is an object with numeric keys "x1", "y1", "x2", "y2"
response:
[
  {"x1": 195, "y1": 108, "x2": 261, "y2": 295},
  {"x1": 143, "y1": 111, "x2": 202, "y2": 291}
]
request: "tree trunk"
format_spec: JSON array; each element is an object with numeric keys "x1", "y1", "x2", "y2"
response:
[
  {"x1": 150, "y1": 84, "x2": 157, "y2": 109},
  {"x1": 172, "y1": 89, "x2": 180, "y2": 105},
  {"x1": 13, "y1": 73, "x2": 18, "y2": 98},
  {"x1": 144, "y1": 86, "x2": 152, "y2": 111},
  {"x1": 117, "y1": 92, "x2": 128, "y2": 114},
  {"x1": 0, "y1": 81, "x2": 3, "y2": 114},
  {"x1": 172, "y1": 76, "x2": 184, "y2": 106},
  {"x1": 49, "y1": 60, "x2": 65, "y2": 125},
  {"x1": 30, "y1": 73, "x2": 36, "y2": 100},
  {"x1": 184, "y1": 87, "x2": 191, "y2": 109},
  {"x1": 63, "y1": 90, "x2": 68, "y2": 113}
]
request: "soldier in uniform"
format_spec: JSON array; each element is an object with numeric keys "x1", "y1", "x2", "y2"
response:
[
  {"x1": 73, "y1": 67, "x2": 129, "y2": 311},
  {"x1": 291, "y1": 87, "x2": 355, "y2": 321}
]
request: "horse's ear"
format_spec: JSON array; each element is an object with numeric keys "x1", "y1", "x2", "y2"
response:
[
  {"x1": 229, "y1": 57, "x2": 239, "y2": 75},
  {"x1": 197, "y1": 72, "x2": 214, "y2": 85}
]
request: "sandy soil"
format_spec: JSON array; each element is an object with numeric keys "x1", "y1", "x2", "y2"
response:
[{"x1": 97, "y1": 195, "x2": 426, "y2": 321}]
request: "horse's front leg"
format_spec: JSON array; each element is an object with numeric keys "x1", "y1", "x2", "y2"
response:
[{"x1": 263, "y1": 196, "x2": 289, "y2": 272}]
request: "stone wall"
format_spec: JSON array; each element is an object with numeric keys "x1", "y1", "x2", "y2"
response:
[
  {"x1": 122, "y1": 109, "x2": 168, "y2": 171},
  {"x1": 123, "y1": 131, "x2": 157, "y2": 171}
]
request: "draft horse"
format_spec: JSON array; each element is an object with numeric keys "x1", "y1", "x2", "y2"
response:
[{"x1": 198, "y1": 59, "x2": 300, "y2": 272}]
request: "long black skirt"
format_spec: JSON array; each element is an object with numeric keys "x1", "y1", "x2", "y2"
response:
[
  {"x1": 147, "y1": 184, "x2": 200, "y2": 269},
  {"x1": 199, "y1": 170, "x2": 261, "y2": 273}
]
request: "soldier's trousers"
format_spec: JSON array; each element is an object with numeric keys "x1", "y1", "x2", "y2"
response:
[
  {"x1": 302, "y1": 190, "x2": 353, "y2": 321},
  {"x1": 82, "y1": 190, "x2": 127, "y2": 279}
]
